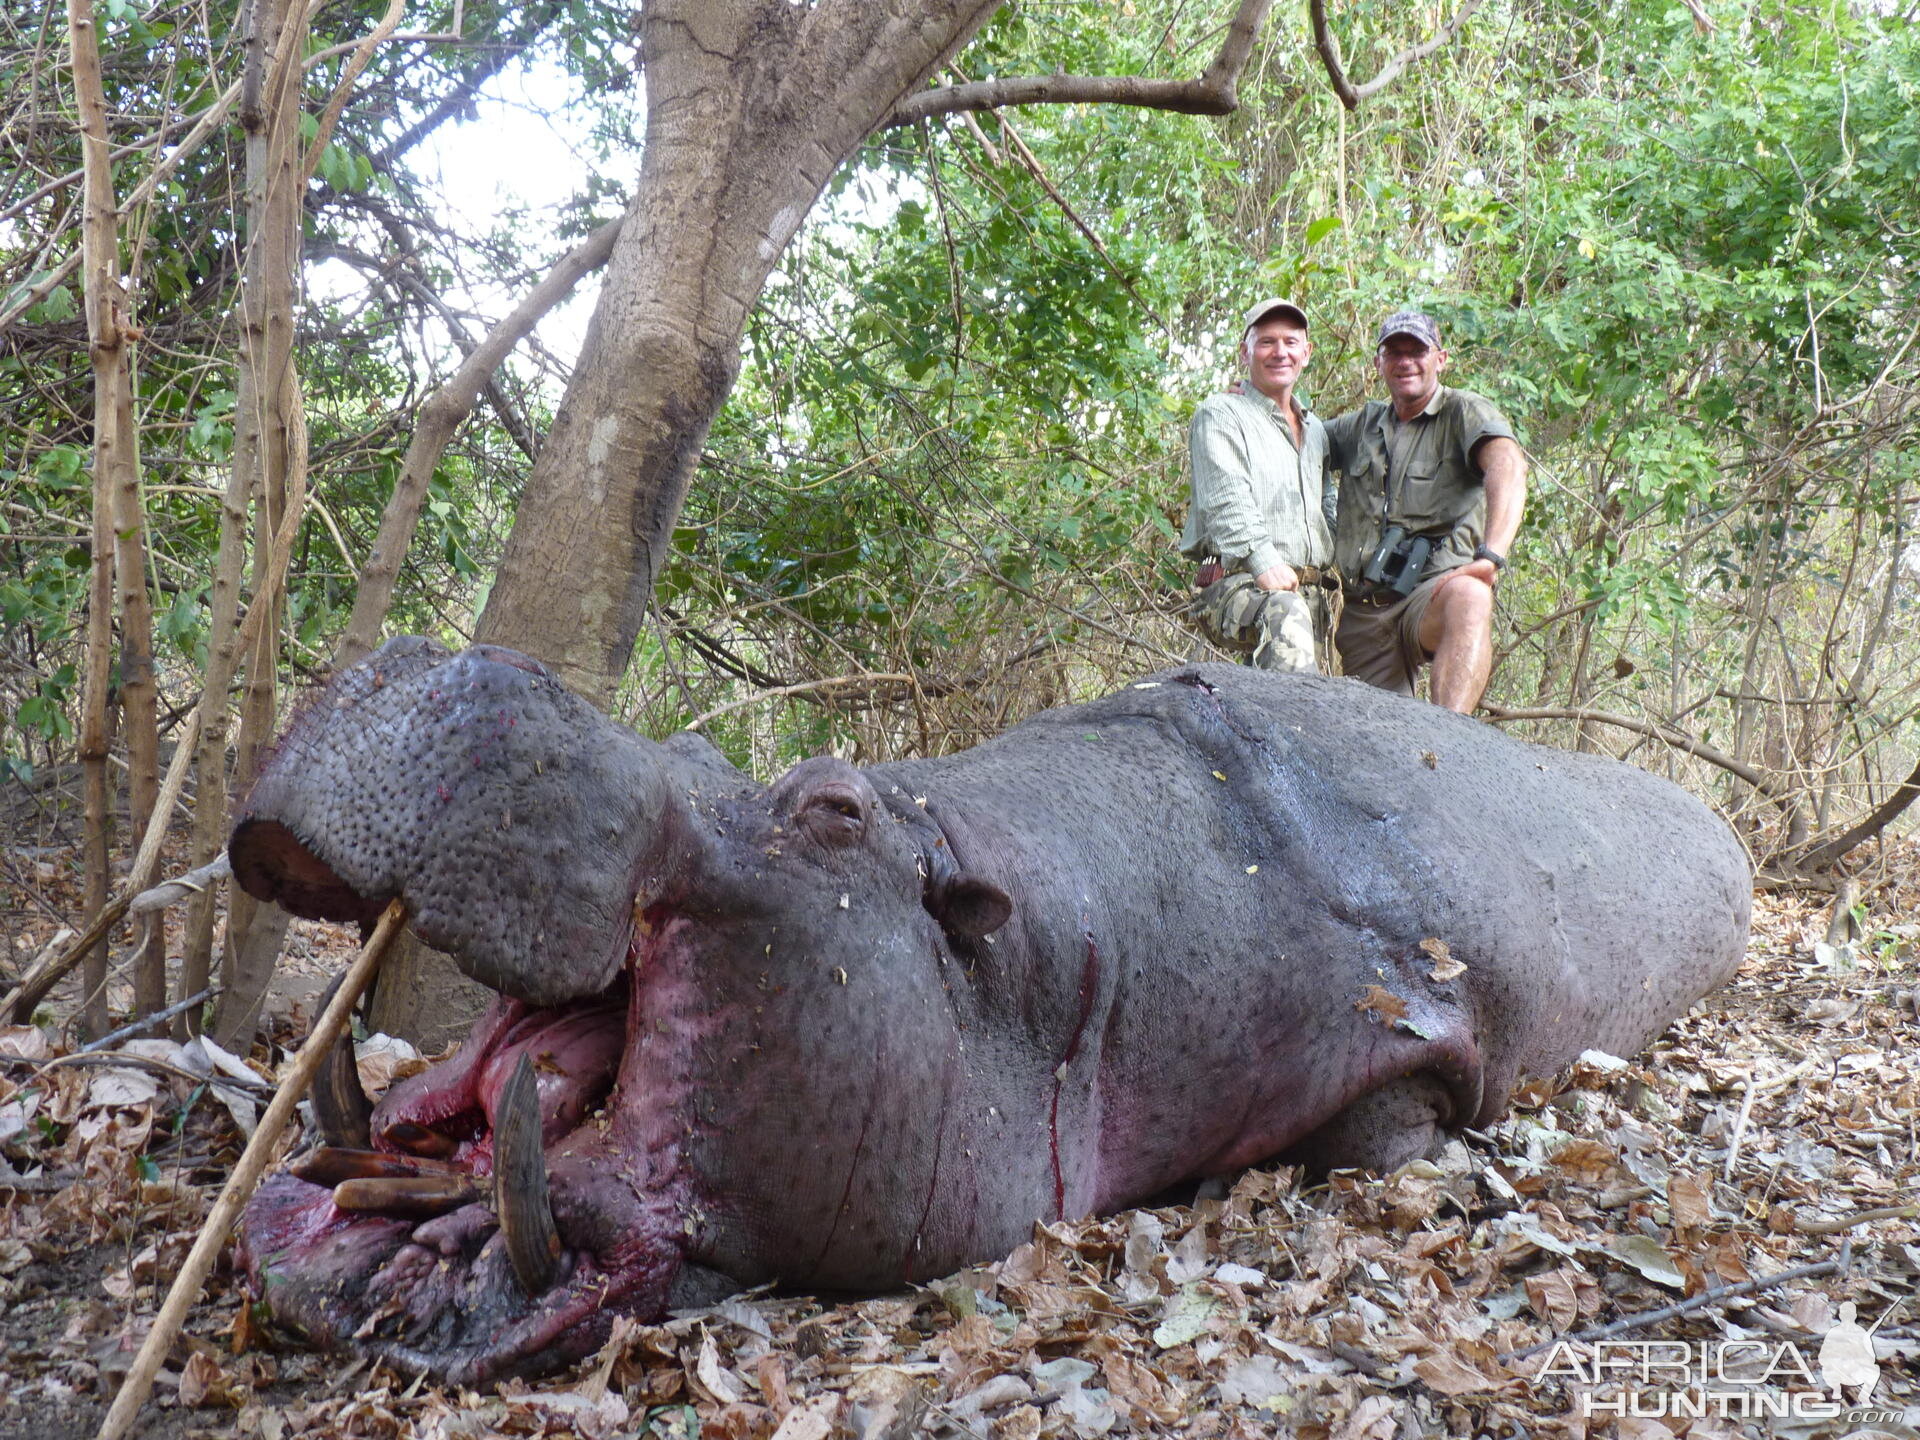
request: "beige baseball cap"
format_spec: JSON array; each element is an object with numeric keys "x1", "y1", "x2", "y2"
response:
[{"x1": 1242, "y1": 298, "x2": 1308, "y2": 334}]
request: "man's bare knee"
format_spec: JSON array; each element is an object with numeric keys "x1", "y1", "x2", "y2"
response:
[
  {"x1": 1441, "y1": 573, "x2": 1494, "y2": 624},
  {"x1": 1422, "y1": 573, "x2": 1493, "y2": 653}
]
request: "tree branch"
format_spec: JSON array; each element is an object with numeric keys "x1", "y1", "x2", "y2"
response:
[
  {"x1": 1792, "y1": 752, "x2": 1920, "y2": 873},
  {"x1": 1479, "y1": 704, "x2": 1791, "y2": 800},
  {"x1": 1309, "y1": 0, "x2": 1488, "y2": 112},
  {"x1": 331, "y1": 217, "x2": 621, "y2": 671},
  {"x1": 883, "y1": 0, "x2": 1273, "y2": 127}
]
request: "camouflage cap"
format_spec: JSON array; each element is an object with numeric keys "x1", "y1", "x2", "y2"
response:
[
  {"x1": 1375, "y1": 310, "x2": 1442, "y2": 349},
  {"x1": 1243, "y1": 298, "x2": 1309, "y2": 335}
]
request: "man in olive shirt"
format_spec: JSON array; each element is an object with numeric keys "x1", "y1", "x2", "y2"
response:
[
  {"x1": 1181, "y1": 298, "x2": 1336, "y2": 673},
  {"x1": 1326, "y1": 311, "x2": 1527, "y2": 712}
]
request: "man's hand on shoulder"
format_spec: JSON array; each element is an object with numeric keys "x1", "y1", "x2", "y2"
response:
[{"x1": 1254, "y1": 564, "x2": 1299, "y2": 592}]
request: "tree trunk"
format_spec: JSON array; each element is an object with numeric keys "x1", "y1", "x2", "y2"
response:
[
  {"x1": 360, "y1": 4, "x2": 1002, "y2": 1041},
  {"x1": 70, "y1": 0, "x2": 129, "y2": 1037},
  {"x1": 383, "y1": 0, "x2": 1282, "y2": 1039},
  {"x1": 210, "y1": 0, "x2": 309, "y2": 1048},
  {"x1": 474, "y1": 0, "x2": 1000, "y2": 704},
  {"x1": 334, "y1": 221, "x2": 620, "y2": 671}
]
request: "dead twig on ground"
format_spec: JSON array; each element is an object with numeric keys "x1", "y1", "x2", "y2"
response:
[
  {"x1": 1793, "y1": 1205, "x2": 1920, "y2": 1235},
  {"x1": 1500, "y1": 1247, "x2": 1850, "y2": 1362}
]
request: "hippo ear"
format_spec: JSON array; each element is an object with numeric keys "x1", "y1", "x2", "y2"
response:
[{"x1": 924, "y1": 871, "x2": 1013, "y2": 939}]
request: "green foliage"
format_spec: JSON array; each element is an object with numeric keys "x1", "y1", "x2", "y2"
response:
[{"x1": 3, "y1": 0, "x2": 1915, "y2": 864}]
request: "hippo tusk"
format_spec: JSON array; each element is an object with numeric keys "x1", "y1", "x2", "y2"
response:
[
  {"x1": 494, "y1": 1052, "x2": 564, "y2": 1296},
  {"x1": 310, "y1": 967, "x2": 373, "y2": 1150},
  {"x1": 333, "y1": 1174, "x2": 484, "y2": 1219}
]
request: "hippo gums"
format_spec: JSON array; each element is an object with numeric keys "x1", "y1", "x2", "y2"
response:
[{"x1": 230, "y1": 638, "x2": 1750, "y2": 1382}]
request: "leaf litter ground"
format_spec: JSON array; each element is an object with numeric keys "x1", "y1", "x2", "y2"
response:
[{"x1": 3, "y1": 862, "x2": 1918, "y2": 1440}]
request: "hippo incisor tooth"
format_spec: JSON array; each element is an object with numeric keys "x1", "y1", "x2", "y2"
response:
[
  {"x1": 494, "y1": 1052, "x2": 563, "y2": 1296},
  {"x1": 291, "y1": 1146, "x2": 466, "y2": 1187},
  {"x1": 332, "y1": 1174, "x2": 483, "y2": 1218},
  {"x1": 381, "y1": 1120, "x2": 459, "y2": 1159},
  {"x1": 310, "y1": 967, "x2": 373, "y2": 1150}
]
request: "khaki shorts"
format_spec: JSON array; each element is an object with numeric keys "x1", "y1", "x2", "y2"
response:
[
  {"x1": 1335, "y1": 571, "x2": 1454, "y2": 695},
  {"x1": 1192, "y1": 573, "x2": 1331, "y2": 675}
]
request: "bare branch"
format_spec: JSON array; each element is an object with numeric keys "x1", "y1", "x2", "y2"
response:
[
  {"x1": 331, "y1": 218, "x2": 622, "y2": 671},
  {"x1": 884, "y1": 0, "x2": 1273, "y2": 126},
  {"x1": 1792, "y1": 753, "x2": 1920, "y2": 872},
  {"x1": 685, "y1": 673, "x2": 919, "y2": 732},
  {"x1": 0, "y1": 250, "x2": 82, "y2": 339},
  {"x1": 1309, "y1": 0, "x2": 1488, "y2": 112},
  {"x1": 1500, "y1": 1251, "x2": 1848, "y2": 1363},
  {"x1": 300, "y1": 0, "x2": 406, "y2": 193},
  {"x1": 95, "y1": 902, "x2": 407, "y2": 1440},
  {"x1": 1480, "y1": 704, "x2": 1790, "y2": 799},
  {"x1": 0, "y1": 81, "x2": 238, "y2": 229},
  {"x1": 993, "y1": 112, "x2": 1167, "y2": 330},
  {"x1": 1676, "y1": 0, "x2": 1717, "y2": 35}
]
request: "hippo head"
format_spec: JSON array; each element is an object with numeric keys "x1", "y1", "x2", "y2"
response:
[{"x1": 230, "y1": 638, "x2": 1013, "y2": 1383}]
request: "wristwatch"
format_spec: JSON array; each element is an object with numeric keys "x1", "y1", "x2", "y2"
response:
[{"x1": 1473, "y1": 543, "x2": 1508, "y2": 570}]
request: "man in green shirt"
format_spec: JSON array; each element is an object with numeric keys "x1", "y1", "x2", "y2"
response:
[
  {"x1": 1325, "y1": 310, "x2": 1527, "y2": 712},
  {"x1": 1181, "y1": 298, "x2": 1337, "y2": 673}
]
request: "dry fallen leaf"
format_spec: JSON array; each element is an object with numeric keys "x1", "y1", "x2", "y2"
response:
[
  {"x1": 1354, "y1": 984, "x2": 1410, "y2": 1025},
  {"x1": 1413, "y1": 1349, "x2": 1496, "y2": 1396},
  {"x1": 1668, "y1": 1170, "x2": 1713, "y2": 1233},
  {"x1": 1421, "y1": 935, "x2": 1468, "y2": 982},
  {"x1": 1524, "y1": 1267, "x2": 1582, "y2": 1330},
  {"x1": 175, "y1": 1350, "x2": 231, "y2": 1408}
]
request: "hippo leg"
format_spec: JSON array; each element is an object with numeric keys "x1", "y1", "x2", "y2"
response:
[{"x1": 1281, "y1": 1074, "x2": 1458, "y2": 1173}]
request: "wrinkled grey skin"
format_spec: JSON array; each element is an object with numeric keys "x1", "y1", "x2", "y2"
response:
[{"x1": 231, "y1": 638, "x2": 1750, "y2": 1382}]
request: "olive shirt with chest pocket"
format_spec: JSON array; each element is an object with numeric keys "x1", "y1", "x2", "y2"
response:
[
  {"x1": 1328, "y1": 389, "x2": 1505, "y2": 695},
  {"x1": 1324, "y1": 384, "x2": 1515, "y2": 588}
]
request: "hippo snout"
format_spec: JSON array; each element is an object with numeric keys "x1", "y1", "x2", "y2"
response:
[{"x1": 230, "y1": 638, "x2": 689, "y2": 1006}]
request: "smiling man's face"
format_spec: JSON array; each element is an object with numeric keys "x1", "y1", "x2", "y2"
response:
[
  {"x1": 1242, "y1": 316, "x2": 1311, "y2": 402},
  {"x1": 1375, "y1": 334, "x2": 1448, "y2": 412}
]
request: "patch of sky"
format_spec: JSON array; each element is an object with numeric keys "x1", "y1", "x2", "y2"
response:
[{"x1": 307, "y1": 51, "x2": 628, "y2": 381}]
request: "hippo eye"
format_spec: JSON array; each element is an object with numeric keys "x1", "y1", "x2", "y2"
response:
[{"x1": 798, "y1": 785, "x2": 866, "y2": 845}]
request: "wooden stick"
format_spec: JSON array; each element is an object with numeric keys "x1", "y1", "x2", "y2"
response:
[
  {"x1": 95, "y1": 898, "x2": 406, "y2": 1440},
  {"x1": 1500, "y1": 1246, "x2": 1848, "y2": 1363},
  {"x1": 1794, "y1": 1204, "x2": 1920, "y2": 1236}
]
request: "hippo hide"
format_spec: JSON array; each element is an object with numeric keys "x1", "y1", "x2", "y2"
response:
[{"x1": 229, "y1": 638, "x2": 1750, "y2": 1382}]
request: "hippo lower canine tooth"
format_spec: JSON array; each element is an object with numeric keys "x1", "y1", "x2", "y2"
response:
[
  {"x1": 494, "y1": 1053, "x2": 564, "y2": 1297},
  {"x1": 310, "y1": 966, "x2": 373, "y2": 1150},
  {"x1": 229, "y1": 639, "x2": 1750, "y2": 1384}
]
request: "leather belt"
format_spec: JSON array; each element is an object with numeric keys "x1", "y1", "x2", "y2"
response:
[{"x1": 1193, "y1": 561, "x2": 1340, "y2": 591}]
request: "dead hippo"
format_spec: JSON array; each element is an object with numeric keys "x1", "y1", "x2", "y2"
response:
[{"x1": 230, "y1": 638, "x2": 1749, "y2": 1382}]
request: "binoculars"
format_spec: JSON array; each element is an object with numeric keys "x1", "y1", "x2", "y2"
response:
[{"x1": 1361, "y1": 524, "x2": 1433, "y2": 597}]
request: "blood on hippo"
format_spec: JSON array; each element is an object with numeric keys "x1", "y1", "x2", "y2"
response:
[{"x1": 230, "y1": 638, "x2": 1749, "y2": 1383}]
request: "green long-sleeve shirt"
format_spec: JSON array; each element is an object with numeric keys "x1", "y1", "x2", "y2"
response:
[{"x1": 1180, "y1": 389, "x2": 1333, "y2": 577}]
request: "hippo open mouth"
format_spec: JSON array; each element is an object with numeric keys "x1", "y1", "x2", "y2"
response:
[
  {"x1": 230, "y1": 642, "x2": 750, "y2": 1383},
  {"x1": 237, "y1": 895, "x2": 704, "y2": 1382},
  {"x1": 232, "y1": 637, "x2": 1751, "y2": 1385}
]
